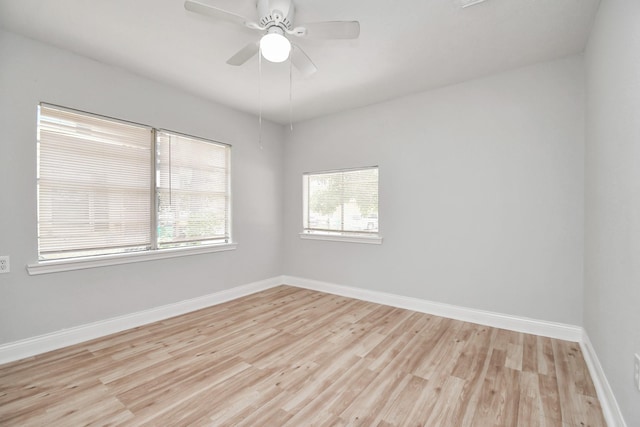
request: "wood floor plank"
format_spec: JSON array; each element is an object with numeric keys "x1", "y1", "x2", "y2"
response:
[
  {"x1": 537, "y1": 335, "x2": 555, "y2": 376},
  {"x1": 365, "y1": 312, "x2": 431, "y2": 371},
  {"x1": 522, "y1": 333, "x2": 539, "y2": 373},
  {"x1": 517, "y1": 371, "x2": 547, "y2": 426},
  {"x1": 280, "y1": 353, "x2": 362, "y2": 414},
  {"x1": 402, "y1": 327, "x2": 471, "y2": 424},
  {"x1": 0, "y1": 285, "x2": 606, "y2": 426},
  {"x1": 471, "y1": 348, "x2": 521, "y2": 426},
  {"x1": 553, "y1": 339, "x2": 607, "y2": 426},
  {"x1": 376, "y1": 374, "x2": 428, "y2": 426},
  {"x1": 506, "y1": 336, "x2": 524, "y2": 371},
  {"x1": 162, "y1": 366, "x2": 267, "y2": 426},
  {"x1": 411, "y1": 317, "x2": 467, "y2": 380},
  {"x1": 423, "y1": 375, "x2": 468, "y2": 426},
  {"x1": 454, "y1": 327, "x2": 498, "y2": 426},
  {"x1": 279, "y1": 358, "x2": 374, "y2": 426},
  {"x1": 336, "y1": 364, "x2": 408, "y2": 425}
]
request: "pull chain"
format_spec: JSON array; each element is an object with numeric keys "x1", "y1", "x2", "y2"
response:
[
  {"x1": 258, "y1": 45, "x2": 263, "y2": 150},
  {"x1": 259, "y1": 45, "x2": 295, "y2": 146},
  {"x1": 289, "y1": 53, "x2": 293, "y2": 132}
]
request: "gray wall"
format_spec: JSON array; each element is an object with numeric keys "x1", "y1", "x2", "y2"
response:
[
  {"x1": 0, "y1": 30, "x2": 284, "y2": 344},
  {"x1": 1, "y1": 11, "x2": 636, "y2": 423},
  {"x1": 585, "y1": 0, "x2": 640, "y2": 424},
  {"x1": 283, "y1": 56, "x2": 585, "y2": 325}
]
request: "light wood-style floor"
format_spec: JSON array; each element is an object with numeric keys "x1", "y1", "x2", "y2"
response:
[{"x1": 0, "y1": 286, "x2": 605, "y2": 426}]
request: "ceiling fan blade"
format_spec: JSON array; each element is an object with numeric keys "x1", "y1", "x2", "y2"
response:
[
  {"x1": 297, "y1": 21, "x2": 360, "y2": 39},
  {"x1": 226, "y1": 42, "x2": 259, "y2": 66},
  {"x1": 184, "y1": 0, "x2": 256, "y2": 28},
  {"x1": 291, "y1": 45, "x2": 317, "y2": 77}
]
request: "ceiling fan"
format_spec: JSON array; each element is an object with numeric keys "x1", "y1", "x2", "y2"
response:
[{"x1": 184, "y1": 0, "x2": 360, "y2": 77}]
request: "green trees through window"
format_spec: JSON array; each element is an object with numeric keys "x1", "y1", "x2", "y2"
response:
[{"x1": 304, "y1": 167, "x2": 379, "y2": 234}]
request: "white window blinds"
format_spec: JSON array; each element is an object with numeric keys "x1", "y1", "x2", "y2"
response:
[
  {"x1": 156, "y1": 131, "x2": 230, "y2": 248},
  {"x1": 303, "y1": 167, "x2": 379, "y2": 235},
  {"x1": 37, "y1": 104, "x2": 232, "y2": 261},
  {"x1": 37, "y1": 105, "x2": 153, "y2": 260}
]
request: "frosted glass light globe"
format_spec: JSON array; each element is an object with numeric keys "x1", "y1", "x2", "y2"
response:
[{"x1": 260, "y1": 33, "x2": 291, "y2": 63}]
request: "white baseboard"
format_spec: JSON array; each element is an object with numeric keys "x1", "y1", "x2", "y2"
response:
[
  {"x1": 0, "y1": 275, "x2": 582, "y2": 364},
  {"x1": 580, "y1": 332, "x2": 628, "y2": 427},
  {"x1": 0, "y1": 276, "x2": 281, "y2": 365},
  {"x1": 0, "y1": 274, "x2": 626, "y2": 426},
  {"x1": 283, "y1": 275, "x2": 583, "y2": 341}
]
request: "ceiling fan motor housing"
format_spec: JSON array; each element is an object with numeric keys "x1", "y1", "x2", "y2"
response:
[{"x1": 257, "y1": 0, "x2": 295, "y2": 30}]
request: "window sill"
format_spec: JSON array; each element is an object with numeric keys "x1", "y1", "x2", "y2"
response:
[
  {"x1": 26, "y1": 243, "x2": 237, "y2": 276},
  {"x1": 299, "y1": 232, "x2": 382, "y2": 245}
]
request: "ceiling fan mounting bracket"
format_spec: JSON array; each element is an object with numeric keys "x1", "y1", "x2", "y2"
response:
[{"x1": 257, "y1": 0, "x2": 294, "y2": 31}]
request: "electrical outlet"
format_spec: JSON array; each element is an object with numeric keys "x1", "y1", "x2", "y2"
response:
[
  {"x1": 0, "y1": 256, "x2": 9, "y2": 274},
  {"x1": 635, "y1": 354, "x2": 640, "y2": 392}
]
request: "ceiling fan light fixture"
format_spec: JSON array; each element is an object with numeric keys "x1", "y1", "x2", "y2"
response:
[{"x1": 260, "y1": 30, "x2": 291, "y2": 63}]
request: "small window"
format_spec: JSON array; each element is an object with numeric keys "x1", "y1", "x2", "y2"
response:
[
  {"x1": 302, "y1": 166, "x2": 379, "y2": 240},
  {"x1": 37, "y1": 104, "x2": 231, "y2": 261}
]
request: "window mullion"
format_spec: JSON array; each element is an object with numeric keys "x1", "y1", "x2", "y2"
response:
[
  {"x1": 340, "y1": 172, "x2": 345, "y2": 231},
  {"x1": 151, "y1": 129, "x2": 158, "y2": 250}
]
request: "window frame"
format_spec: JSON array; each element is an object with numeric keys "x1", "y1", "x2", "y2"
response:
[
  {"x1": 154, "y1": 128, "x2": 232, "y2": 249},
  {"x1": 301, "y1": 166, "x2": 382, "y2": 245},
  {"x1": 28, "y1": 103, "x2": 235, "y2": 275}
]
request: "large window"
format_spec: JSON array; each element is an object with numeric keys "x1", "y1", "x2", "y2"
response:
[
  {"x1": 302, "y1": 166, "x2": 380, "y2": 242},
  {"x1": 37, "y1": 104, "x2": 231, "y2": 261}
]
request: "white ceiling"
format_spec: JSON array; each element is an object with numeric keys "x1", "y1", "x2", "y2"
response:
[{"x1": 0, "y1": 0, "x2": 600, "y2": 124}]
